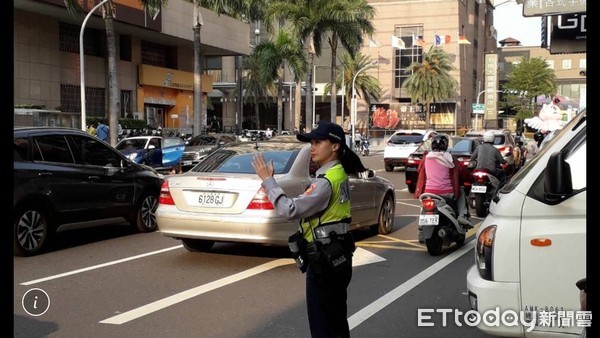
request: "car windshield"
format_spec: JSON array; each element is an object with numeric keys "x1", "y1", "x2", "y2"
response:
[
  {"x1": 188, "y1": 135, "x2": 217, "y2": 146},
  {"x1": 450, "y1": 139, "x2": 472, "y2": 153},
  {"x1": 116, "y1": 138, "x2": 146, "y2": 150},
  {"x1": 493, "y1": 135, "x2": 506, "y2": 145},
  {"x1": 191, "y1": 145, "x2": 301, "y2": 174},
  {"x1": 389, "y1": 133, "x2": 424, "y2": 145}
]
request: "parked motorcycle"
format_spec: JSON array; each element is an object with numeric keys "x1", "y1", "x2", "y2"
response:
[
  {"x1": 418, "y1": 192, "x2": 472, "y2": 256},
  {"x1": 470, "y1": 168, "x2": 502, "y2": 217},
  {"x1": 360, "y1": 138, "x2": 370, "y2": 156}
]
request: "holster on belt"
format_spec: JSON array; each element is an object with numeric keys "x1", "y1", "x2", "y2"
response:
[{"x1": 288, "y1": 232, "x2": 308, "y2": 273}]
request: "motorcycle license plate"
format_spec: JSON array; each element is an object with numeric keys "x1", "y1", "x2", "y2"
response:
[
  {"x1": 471, "y1": 185, "x2": 487, "y2": 193},
  {"x1": 183, "y1": 161, "x2": 193, "y2": 166},
  {"x1": 419, "y1": 215, "x2": 439, "y2": 226}
]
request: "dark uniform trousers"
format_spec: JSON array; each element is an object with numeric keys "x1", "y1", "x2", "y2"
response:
[{"x1": 306, "y1": 259, "x2": 353, "y2": 338}]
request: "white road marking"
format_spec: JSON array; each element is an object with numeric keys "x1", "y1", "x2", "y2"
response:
[
  {"x1": 352, "y1": 247, "x2": 387, "y2": 267},
  {"x1": 347, "y1": 240, "x2": 475, "y2": 330},
  {"x1": 100, "y1": 259, "x2": 295, "y2": 324},
  {"x1": 20, "y1": 245, "x2": 184, "y2": 286},
  {"x1": 99, "y1": 248, "x2": 387, "y2": 324}
]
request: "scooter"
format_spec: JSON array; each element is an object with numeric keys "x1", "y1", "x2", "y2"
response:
[
  {"x1": 418, "y1": 192, "x2": 472, "y2": 256},
  {"x1": 360, "y1": 139, "x2": 370, "y2": 156},
  {"x1": 470, "y1": 168, "x2": 502, "y2": 217}
]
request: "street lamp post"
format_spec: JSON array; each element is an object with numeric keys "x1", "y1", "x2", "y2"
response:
[
  {"x1": 80, "y1": 0, "x2": 109, "y2": 131},
  {"x1": 351, "y1": 60, "x2": 378, "y2": 149}
]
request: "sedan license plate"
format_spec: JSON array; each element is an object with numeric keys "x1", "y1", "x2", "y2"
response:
[
  {"x1": 197, "y1": 192, "x2": 225, "y2": 207},
  {"x1": 419, "y1": 215, "x2": 439, "y2": 226},
  {"x1": 471, "y1": 185, "x2": 487, "y2": 193}
]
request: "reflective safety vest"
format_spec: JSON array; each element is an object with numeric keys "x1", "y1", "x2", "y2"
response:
[{"x1": 300, "y1": 163, "x2": 351, "y2": 242}]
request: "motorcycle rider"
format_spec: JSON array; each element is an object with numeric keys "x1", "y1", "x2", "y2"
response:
[
  {"x1": 414, "y1": 135, "x2": 471, "y2": 225},
  {"x1": 470, "y1": 130, "x2": 507, "y2": 185}
]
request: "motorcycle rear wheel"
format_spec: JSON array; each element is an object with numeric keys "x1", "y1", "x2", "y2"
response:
[
  {"x1": 425, "y1": 231, "x2": 443, "y2": 256},
  {"x1": 474, "y1": 194, "x2": 488, "y2": 217}
]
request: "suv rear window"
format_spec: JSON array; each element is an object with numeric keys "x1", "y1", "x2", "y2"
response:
[{"x1": 389, "y1": 133, "x2": 424, "y2": 145}]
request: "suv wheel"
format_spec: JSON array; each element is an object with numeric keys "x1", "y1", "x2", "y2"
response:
[
  {"x1": 14, "y1": 207, "x2": 52, "y2": 257},
  {"x1": 134, "y1": 194, "x2": 158, "y2": 232}
]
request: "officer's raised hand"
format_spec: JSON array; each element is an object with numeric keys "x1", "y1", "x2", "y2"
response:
[{"x1": 251, "y1": 153, "x2": 274, "y2": 181}]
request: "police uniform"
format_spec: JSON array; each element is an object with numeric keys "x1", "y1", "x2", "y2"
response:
[{"x1": 261, "y1": 160, "x2": 353, "y2": 338}]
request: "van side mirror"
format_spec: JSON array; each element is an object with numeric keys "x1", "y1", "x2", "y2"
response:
[{"x1": 544, "y1": 152, "x2": 573, "y2": 203}]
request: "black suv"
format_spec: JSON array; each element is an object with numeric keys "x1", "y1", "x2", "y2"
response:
[{"x1": 14, "y1": 127, "x2": 163, "y2": 256}]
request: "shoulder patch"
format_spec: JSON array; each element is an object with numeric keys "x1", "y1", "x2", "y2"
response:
[{"x1": 304, "y1": 183, "x2": 317, "y2": 195}]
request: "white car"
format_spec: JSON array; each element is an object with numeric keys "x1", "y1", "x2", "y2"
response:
[
  {"x1": 156, "y1": 140, "x2": 396, "y2": 252},
  {"x1": 383, "y1": 129, "x2": 437, "y2": 172}
]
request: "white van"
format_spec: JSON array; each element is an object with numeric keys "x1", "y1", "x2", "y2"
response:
[{"x1": 466, "y1": 109, "x2": 586, "y2": 337}]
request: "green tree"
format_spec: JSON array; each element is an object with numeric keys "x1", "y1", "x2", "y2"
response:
[
  {"x1": 265, "y1": 0, "x2": 363, "y2": 131},
  {"x1": 324, "y1": 52, "x2": 380, "y2": 129},
  {"x1": 501, "y1": 56, "x2": 557, "y2": 122},
  {"x1": 403, "y1": 46, "x2": 457, "y2": 129},
  {"x1": 324, "y1": 0, "x2": 375, "y2": 120},
  {"x1": 188, "y1": 0, "x2": 254, "y2": 135},
  {"x1": 243, "y1": 50, "x2": 277, "y2": 130},
  {"x1": 65, "y1": 0, "x2": 167, "y2": 145},
  {"x1": 255, "y1": 28, "x2": 308, "y2": 132}
]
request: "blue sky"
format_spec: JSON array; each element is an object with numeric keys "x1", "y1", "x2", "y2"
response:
[{"x1": 493, "y1": 1, "x2": 542, "y2": 47}]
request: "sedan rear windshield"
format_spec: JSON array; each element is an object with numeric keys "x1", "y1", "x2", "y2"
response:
[
  {"x1": 389, "y1": 134, "x2": 424, "y2": 145},
  {"x1": 192, "y1": 149, "x2": 299, "y2": 174}
]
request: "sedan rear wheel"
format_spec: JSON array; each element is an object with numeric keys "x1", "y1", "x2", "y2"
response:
[
  {"x1": 371, "y1": 193, "x2": 395, "y2": 235},
  {"x1": 135, "y1": 194, "x2": 158, "y2": 232},
  {"x1": 182, "y1": 239, "x2": 215, "y2": 252},
  {"x1": 14, "y1": 207, "x2": 52, "y2": 257}
]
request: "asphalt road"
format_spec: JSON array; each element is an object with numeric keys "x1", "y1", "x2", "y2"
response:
[{"x1": 13, "y1": 153, "x2": 495, "y2": 338}]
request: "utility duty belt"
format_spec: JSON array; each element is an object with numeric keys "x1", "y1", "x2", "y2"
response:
[
  {"x1": 288, "y1": 222, "x2": 355, "y2": 274},
  {"x1": 312, "y1": 223, "x2": 348, "y2": 245}
]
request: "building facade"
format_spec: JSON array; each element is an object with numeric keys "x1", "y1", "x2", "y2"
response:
[{"x1": 14, "y1": 0, "x2": 249, "y2": 132}]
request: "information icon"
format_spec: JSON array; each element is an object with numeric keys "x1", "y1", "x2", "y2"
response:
[{"x1": 22, "y1": 288, "x2": 50, "y2": 317}]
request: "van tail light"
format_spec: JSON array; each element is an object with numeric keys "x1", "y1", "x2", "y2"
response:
[
  {"x1": 422, "y1": 199, "x2": 437, "y2": 212},
  {"x1": 476, "y1": 225, "x2": 497, "y2": 281},
  {"x1": 247, "y1": 188, "x2": 274, "y2": 210},
  {"x1": 159, "y1": 180, "x2": 175, "y2": 205}
]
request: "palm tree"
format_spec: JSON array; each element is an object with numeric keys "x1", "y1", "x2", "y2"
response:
[
  {"x1": 188, "y1": 0, "x2": 254, "y2": 136},
  {"x1": 325, "y1": 0, "x2": 375, "y2": 121},
  {"x1": 243, "y1": 50, "x2": 277, "y2": 130},
  {"x1": 265, "y1": 0, "x2": 354, "y2": 131},
  {"x1": 323, "y1": 52, "x2": 380, "y2": 130},
  {"x1": 403, "y1": 46, "x2": 457, "y2": 129},
  {"x1": 65, "y1": 0, "x2": 167, "y2": 145},
  {"x1": 254, "y1": 28, "x2": 308, "y2": 133}
]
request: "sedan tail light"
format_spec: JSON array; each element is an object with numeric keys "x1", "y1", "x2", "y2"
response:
[
  {"x1": 498, "y1": 146, "x2": 512, "y2": 157},
  {"x1": 158, "y1": 180, "x2": 175, "y2": 205},
  {"x1": 246, "y1": 188, "x2": 274, "y2": 210}
]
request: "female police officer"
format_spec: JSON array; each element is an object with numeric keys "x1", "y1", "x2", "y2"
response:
[{"x1": 251, "y1": 121, "x2": 367, "y2": 337}]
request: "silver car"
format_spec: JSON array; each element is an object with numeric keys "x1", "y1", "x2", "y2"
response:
[{"x1": 156, "y1": 140, "x2": 396, "y2": 252}]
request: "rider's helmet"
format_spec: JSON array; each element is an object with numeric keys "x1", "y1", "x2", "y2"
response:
[
  {"x1": 483, "y1": 131, "x2": 495, "y2": 143},
  {"x1": 533, "y1": 131, "x2": 544, "y2": 143},
  {"x1": 431, "y1": 135, "x2": 449, "y2": 152}
]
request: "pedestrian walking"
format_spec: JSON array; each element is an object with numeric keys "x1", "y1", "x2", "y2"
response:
[{"x1": 96, "y1": 119, "x2": 109, "y2": 142}]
